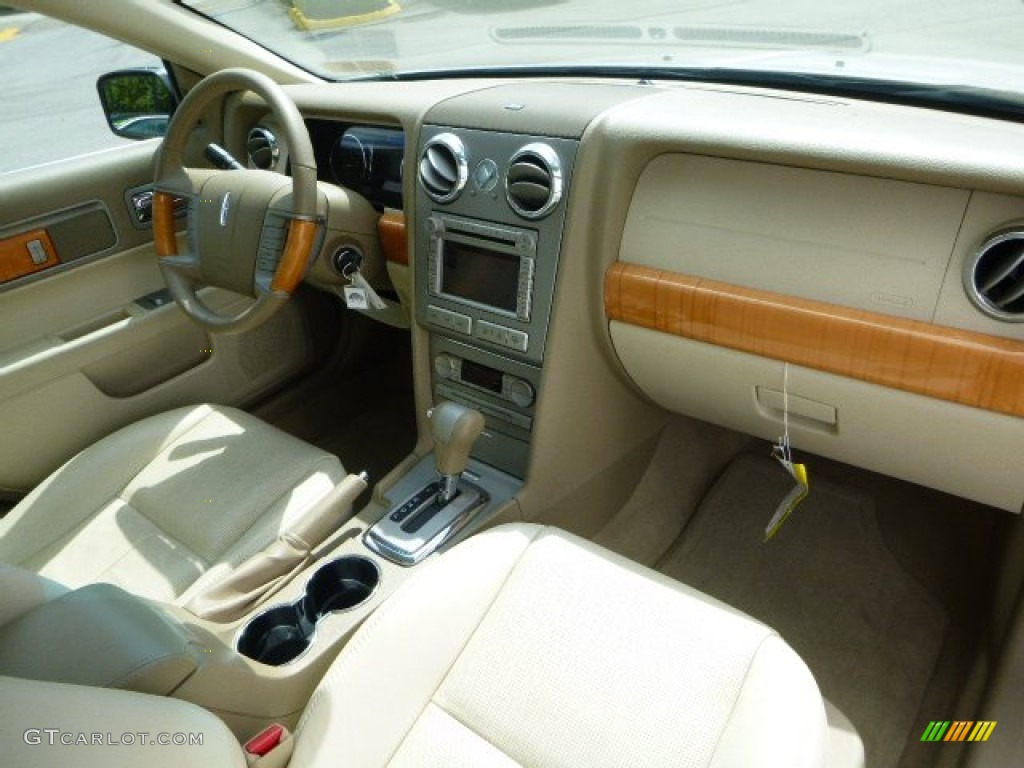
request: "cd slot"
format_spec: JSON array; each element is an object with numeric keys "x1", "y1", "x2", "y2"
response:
[{"x1": 444, "y1": 230, "x2": 519, "y2": 252}]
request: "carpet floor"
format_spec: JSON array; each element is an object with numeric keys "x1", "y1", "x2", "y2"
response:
[{"x1": 654, "y1": 454, "x2": 961, "y2": 768}]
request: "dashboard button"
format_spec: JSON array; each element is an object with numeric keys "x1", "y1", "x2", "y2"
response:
[
  {"x1": 426, "y1": 305, "x2": 472, "y2": 336},
  {"x1": 475, "y1": 319, "x2": 529, "y2": 352},
  {"x1": 475, "y1": 319, "x2": 506, "y2": 345},
  {"x1": 450, "y1": 313, "x2": 472, "y2": 335},
  {"x1": 505, "y1": 328, "x2": 529, "y2": 352}
]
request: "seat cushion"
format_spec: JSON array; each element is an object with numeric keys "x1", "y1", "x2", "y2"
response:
[
  {"x1": 0, "y1": 404, "x2": 345, "y2": 604},
  {"x1": 1, "y1": 674, "x2": 246, "y2": 768},
  {"x1": 291, "y1": 523, "x2": 827, "y2": 768}
]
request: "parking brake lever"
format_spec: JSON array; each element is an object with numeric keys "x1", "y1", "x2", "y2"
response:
[
  {"x1": 204, "y1": 142, "x2": 245, "y2": 171},
  {"x1": 185, "y1": 472, "x2": 368, "y2": 622}
]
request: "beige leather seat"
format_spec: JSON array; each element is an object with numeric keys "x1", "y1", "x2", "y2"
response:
[
  {"x1": 0, "y1": 404, "x2": 345, "y2": 605},
  {"x1": 2, "y1": 523, "x2": 830, "y2": 768}
]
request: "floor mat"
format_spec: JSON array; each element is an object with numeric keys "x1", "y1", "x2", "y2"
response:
[{"x1": 658, "y1": 454, "x2": 948, "y2": 768}]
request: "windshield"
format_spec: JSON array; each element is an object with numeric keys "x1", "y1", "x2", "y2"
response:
[{"x1": 180, "y1": 1, "x2": 1024, "y2": 109}]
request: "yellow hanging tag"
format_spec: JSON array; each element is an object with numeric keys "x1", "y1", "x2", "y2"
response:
[
  {"x1": 765, "y1": 457, "x2": 809, "y2": 541},
  {"x1": 765, "y1": 363, "x2": 810, "y2": 541}
]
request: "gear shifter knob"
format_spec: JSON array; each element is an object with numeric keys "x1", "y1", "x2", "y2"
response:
[{"x1": 429, "y1": 402, "x2": 485, "y2": 502}]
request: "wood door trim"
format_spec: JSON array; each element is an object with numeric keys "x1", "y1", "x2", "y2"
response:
[
  {"x1": 0, "y1": 228, "x2": 60, "y2": 284},
  {"x1": 605, "y1": 262, "x2": 1024, "y2": 418}
]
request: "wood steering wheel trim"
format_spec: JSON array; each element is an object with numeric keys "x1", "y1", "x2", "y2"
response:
[
  {"x1": 272, "y1": 218, "x2": 318, "y2": 294},
  {"x1": 153, "y1": 191, "x2": 179, "y2": 260}
]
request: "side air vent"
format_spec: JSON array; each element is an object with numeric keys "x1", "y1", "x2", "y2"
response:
[
  {"x1": 505, "y1": 143, "x2": 563, "y2": 220},
  {"x1": 419, "y1": 133, "x2": 467, "y2": 203},
  {"x1": 246, "y1": 126, "x2": 279, "y2": 170},
  {"x1": 965, "y1": 230, "x2": 1024, "y2": 321}
]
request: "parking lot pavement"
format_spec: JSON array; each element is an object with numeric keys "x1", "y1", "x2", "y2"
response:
[{"x1": 0, "y1": 13, "x2": 160, "y2": 173}]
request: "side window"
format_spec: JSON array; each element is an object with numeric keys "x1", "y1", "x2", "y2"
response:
[{"x1": 0, "y1": 9, "x2": 166, "y2": 174}]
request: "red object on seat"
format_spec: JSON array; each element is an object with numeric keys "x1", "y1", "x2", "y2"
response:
[{"x1": 245, "y1": 724, "x2": 285, "y2": 756}]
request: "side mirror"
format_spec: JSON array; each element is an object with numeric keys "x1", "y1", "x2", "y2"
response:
[{"x1": 96, "y1": 68, "x2": 178, "y2": 140}]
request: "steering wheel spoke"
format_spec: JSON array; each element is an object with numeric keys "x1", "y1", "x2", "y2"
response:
[
  {"x1": 156, "y1": 167, "x2": 217, "y2": 199},
  {"x1": 160, "y1": 251, "x2": 202, "y2": 281},
  {"x1": 152, "y1": 68, "x2": 320, "y2": 334}
]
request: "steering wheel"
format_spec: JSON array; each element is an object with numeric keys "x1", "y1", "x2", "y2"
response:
[{"x1": 152, "y1": 68, "x2": 321, "y2": 333}]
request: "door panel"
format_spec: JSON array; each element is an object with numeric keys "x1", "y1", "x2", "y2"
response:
[{"x1": 0, "y1": 143, "x2": 313, "y2": 492}]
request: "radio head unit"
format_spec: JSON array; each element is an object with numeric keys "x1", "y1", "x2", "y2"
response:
[
  {"x1": 414, "y1": 127, "x2": 577, "y2": 365},
  {"x1": 427, "y1": 215, "x2": 536, "y2": 323}
]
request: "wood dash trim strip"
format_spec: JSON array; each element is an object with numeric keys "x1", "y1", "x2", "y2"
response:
[
  {"x1": 604, "y1": 261, "x2": 1024, "y2": 418},
  {"x1": 378, "y1": 211, "x2": 408, "y2": 266}
]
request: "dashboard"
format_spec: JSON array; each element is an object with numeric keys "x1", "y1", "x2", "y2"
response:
[{"x1": 229, "y1": 78, "x2": 1024, "y2": 515}]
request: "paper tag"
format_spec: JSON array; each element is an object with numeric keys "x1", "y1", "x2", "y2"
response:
[
  {"x1": 764, "y1": 361, "x2": 810, "y2": 541},
  {"x1": 349, "y1": 272, "x2": 387, "y2": 310},
  {"x1": 343, "y1": 286, "x2": 370, "y2": 310},
  {"x1": 764, "y1": 458, "x2": 809, "y2": 541}
]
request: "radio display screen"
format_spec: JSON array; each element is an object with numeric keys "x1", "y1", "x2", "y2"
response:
[{"x1": 441, "y1": 240, "x2": 519, "y2": 313}]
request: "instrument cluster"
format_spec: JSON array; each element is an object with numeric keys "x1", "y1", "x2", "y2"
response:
[{"x1": 306, "y1": 118, "x2": 404, "y2": 211}]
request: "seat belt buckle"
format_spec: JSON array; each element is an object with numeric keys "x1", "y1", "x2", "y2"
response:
[{"x1": 244, "y1": 723, "x2": 294, "y2": 768}]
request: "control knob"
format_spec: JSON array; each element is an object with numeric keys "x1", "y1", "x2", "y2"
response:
[
  {"x1": 433, "y1": 354, "x2": 459, "y2": 381},
  {"x1": 506, "y1": 377, "x2": 535, "y2": 408}
]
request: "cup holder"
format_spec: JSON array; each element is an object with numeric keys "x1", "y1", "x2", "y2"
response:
[
  {"x1": 236, "y1": 604, "x2": 312, "y2": 667},
  {"x1": 305, "y1": 556, "x2": 380, "y2": 618},
  {"x1": 236, "y1": 555, "x2": 380, "y2": 666}
]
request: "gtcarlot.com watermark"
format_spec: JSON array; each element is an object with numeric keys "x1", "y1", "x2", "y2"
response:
[{"x1": 23, "y1": 729, "x2": 204, "y2": 747}]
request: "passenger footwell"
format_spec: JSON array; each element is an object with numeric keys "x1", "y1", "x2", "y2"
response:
[{"x1": 657, "y1": 454, "x2": 947, "y2": 768}]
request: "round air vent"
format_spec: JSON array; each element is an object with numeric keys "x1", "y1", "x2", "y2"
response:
[
  {"x1": 418, "y1": 133, "x2": 467, "y2": 203},
  {"x1": 505, "y1": 142, "x2": 563, "y2": 219},
  {"x1": 246, "y1": 126, "x2": 279, "y2": 170},
  {"x1": 965, "y1": 229, "x2": 1024, "y2": 321}
]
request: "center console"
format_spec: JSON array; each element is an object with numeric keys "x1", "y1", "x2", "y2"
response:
[{"x1": 414, "y1": 127, "x2": 578, "y2": 478}]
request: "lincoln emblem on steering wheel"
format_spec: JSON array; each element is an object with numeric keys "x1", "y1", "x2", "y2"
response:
[{"x1": 219, "y1": 192, "x2": 232, "y2": 227}]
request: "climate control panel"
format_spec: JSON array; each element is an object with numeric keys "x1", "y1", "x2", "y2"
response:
[{"x1": 434, "y1": 353, "x2": 535, "y2": 409}]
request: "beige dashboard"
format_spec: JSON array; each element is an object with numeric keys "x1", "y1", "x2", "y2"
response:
[{"x1": 257, "y1": 77, "x2": 1023, "y2": 514}]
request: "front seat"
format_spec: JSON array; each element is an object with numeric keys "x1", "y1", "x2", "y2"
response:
[
  {"x1": 0, "y1": 404, "x2": 346, "y2": 605},
  {"x1": 2, "y1": 523, "x2": 830, "y2": 768}
]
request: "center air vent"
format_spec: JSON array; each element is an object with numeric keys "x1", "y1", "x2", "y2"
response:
[
  {"x1": 246, "y1": 126, "x2": 279, "y2": 170},
  {"x1": 419, "y1": 133, "x2": 467, "y2": 203},
  {"x1": 965, "y1": 230, "x2": 1024, "y2": 321},
  {"x1": 505, "y1": 143, "x2": 563, "y2": 220}
]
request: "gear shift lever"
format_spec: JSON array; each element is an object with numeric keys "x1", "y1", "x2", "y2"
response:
[
  {"x1": 430, "y1": 402, "x2": 485, "y2": 504},
  {"x1": 364, "y1": 401, "x2": 491, "y2": 565}
]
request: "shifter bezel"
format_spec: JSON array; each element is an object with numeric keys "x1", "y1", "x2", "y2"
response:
[{"x1": 363, "y1": 478, "x2": 489, "y2": 566}]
